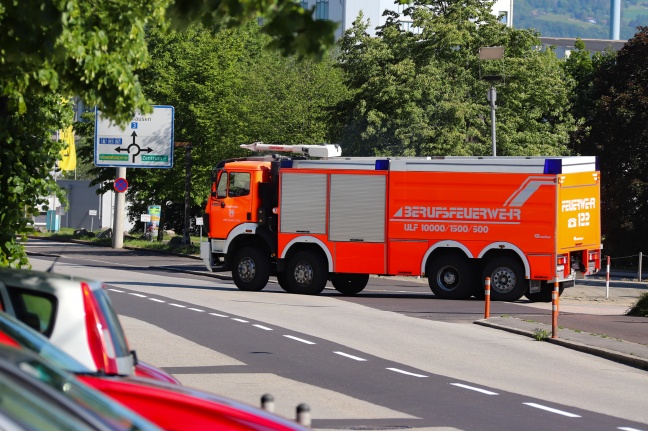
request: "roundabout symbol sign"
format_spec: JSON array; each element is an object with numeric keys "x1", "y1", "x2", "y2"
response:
[{"x1": 114, "y1": 177, "x2": 129, "y2": 193}]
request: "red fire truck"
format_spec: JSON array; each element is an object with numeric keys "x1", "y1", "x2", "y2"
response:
[{"x1": 201, "y1": 143, "x2": 601, "y2": 302}]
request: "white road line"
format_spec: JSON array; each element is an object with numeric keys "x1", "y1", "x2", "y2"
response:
[
  {"x1": 148, "y1": 298, "x2": 165, "y2": 303},
  {"x1": 254, "y1": 325, "x2": 273, "y2": 331},
  {"x1": 386, "y1": 368, "x2": 428, "y2": 378},
  {"x1": 283, "y1": 335, "x2": 316, "y2": 345},
  {"x1": 188, "y1": 308, "x2": 204, "y2": 312},
  {"x1": 210, "y1": 313, "x2": 228, "y2": 317},
  {"x1": 232, "y1": 318, "x2": 248, "y2": 323},
  {"x1": 450, "y1": 383, "x2": 498, "y2": 395},
  {"x1": 618, "y1": 427, "x2": 645, "y2": 431},
  {"x1": 169, "y1": 303, "x2": 186, "y2": 308},
  {"x1": 523, "y1": 403, "x2": 581, "y2": 418},
  {"x1": 108, "y1": 289, "x2": 124, "y2": 293},
  {"x1": 128, "y1": 293, "x2": 147, "y2": 297},
  {"x1": 334, "y1": 352, "x2": 367, "y2": 361}
]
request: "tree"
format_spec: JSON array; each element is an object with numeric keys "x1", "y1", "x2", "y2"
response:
[
  {"x1": 0, "y1": 0, "x2": 340, "y2": 266},
  {"x1": 576, "y1": 27, "x2": 648, "y2": 257},
  {"x1": 74, "y1": 23, "x2": 347, "y2": 236},
  {"x1": 331, "y1": 0, "x2": 576, "y2": 157},
  {"x1": 0, "y1": 93, "x2": 72, "y2": 266}
]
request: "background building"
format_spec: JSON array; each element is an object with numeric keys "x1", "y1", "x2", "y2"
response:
[{"x1": 299, "y1": 0, "x2": 514, "y2": 39}]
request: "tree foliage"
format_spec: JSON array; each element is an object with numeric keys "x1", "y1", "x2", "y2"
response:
[
  {"x1": 575, "y1": 27, "x2": 648, "y2": 256},
  {"x1": 74, "y1": 23, "x2": 347, "y2": 235},
  {"x1": 0, "y1": 0, "x2": 341, "y2": 265},
  {"x1": 331, "y1": 0, "x2": 576, "y2": 157},
  {"x1": 0, "y1": 94, "x2": 72, "y2": 266}
]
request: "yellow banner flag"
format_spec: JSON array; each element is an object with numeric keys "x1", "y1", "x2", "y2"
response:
[{"x1": 59, "y1": 126, "x2": 76, "y2": 171}]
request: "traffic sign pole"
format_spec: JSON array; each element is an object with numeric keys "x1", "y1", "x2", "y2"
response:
[{"x1": 112, "y1": 167, "x2": 126, "y2": 249}]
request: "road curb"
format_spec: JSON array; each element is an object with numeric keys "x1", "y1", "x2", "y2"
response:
[{"x1": 474, "y1": 319, "x2": 648, "y2": 371}]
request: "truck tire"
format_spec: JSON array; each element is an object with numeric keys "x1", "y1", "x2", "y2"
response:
[
  {"x1": 232, "y1": 247, "x2": 270, "y2": 291},
  {"x1": 331, "y1": 274, "x2": 369, "y2": 296},
  {"x1": 286, "y1": 251, "x2": 328, "y2": 295},
  {"x1": 276, "y1": 272, "x2": 293, "y2": 293},
  {"x1": 427, "y1": 255, "x2": 474, "y2": 300},
  {"x1": 524, "y1": 281, "x2": 564, "y2": 302},
  {"x1": 481, "y1": 257, "x2": 526, "y2": 301}
]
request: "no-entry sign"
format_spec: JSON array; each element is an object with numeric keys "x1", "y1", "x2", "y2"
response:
[{"x1": 114, "y1": 178, "x2": 129, "y2": 193}]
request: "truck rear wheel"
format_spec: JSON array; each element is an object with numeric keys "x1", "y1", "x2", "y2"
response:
[
  {"x1": 481, "y1": 257, "x2": 526, "y2": 302},
  {"x1": 286, "y1": 251, "x2": 328, "y2": 295},
  {"x1": 232, "y1": 247, "x2": 270, "y2": 291},
  {"x1": 331, "y1": 274, "x2": 369, "y2": 296},
  {"x1": 427, "y1": 255, "x2": 474, "y2": 300},
  {"x1": 276, "y1": 272, "x2": 293, "y2": 293}
]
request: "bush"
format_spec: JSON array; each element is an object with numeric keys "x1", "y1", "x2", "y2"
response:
[{"x1": 627, "y1": 292, "x2": 648, "y2": 317}]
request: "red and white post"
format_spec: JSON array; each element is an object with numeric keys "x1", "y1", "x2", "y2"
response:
[
  {"x1": 551, "y1": 281, "x2": 560, "y2": 339},
  {"x1": 605, "y1": 255, "x2": 611, "y2": 299},
  {"x1": 484, "y1": 277, "x2": 491, "y2": 319}
]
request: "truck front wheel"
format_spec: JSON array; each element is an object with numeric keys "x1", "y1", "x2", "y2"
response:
[
  {"x1": 232, "y1": 247, "x2": 270, "y2": 291},
  {"x1": 286, "y1": 251, "x2": 328, "y2": 295},
  {"x1": 427, "y1": 255, "x2": 474, "y2": 299},
  {"x1": 482, "y1": 257, "x2": 526, "y2": 301},
  {"x1": 331, "y1": 274, "x2": 369, "y2": 296}
]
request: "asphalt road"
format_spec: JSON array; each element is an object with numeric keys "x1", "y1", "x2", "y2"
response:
[{"x1": 25, "y1": 239, "x2": 648, "y2": 431}]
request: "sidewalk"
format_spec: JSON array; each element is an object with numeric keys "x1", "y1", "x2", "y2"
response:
[{"x1": 475, "y1": 280, "x2": 648, "y2": 371}]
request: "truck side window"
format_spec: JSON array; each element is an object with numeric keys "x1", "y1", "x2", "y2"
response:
[
  {"x1": 216, "y1": 172, "x2": 228, "y2": 199},
  {"x1": 228, "y1": 172, "x2": 250, "y2": 198}
]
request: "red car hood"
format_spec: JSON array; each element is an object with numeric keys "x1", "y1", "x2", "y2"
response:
[{"x1": 79, "y1": 375, "x2": 309, "y2": 431}]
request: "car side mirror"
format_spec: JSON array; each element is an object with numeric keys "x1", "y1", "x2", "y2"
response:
[{"x1": 130, "y1": 349, "x2": 139, "y2": 366}]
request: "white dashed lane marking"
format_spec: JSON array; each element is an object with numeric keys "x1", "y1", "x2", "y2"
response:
[
  {"x1": 283, "y1": 335, "x2": 316, "y2": 345},
  {"x1": 334, "y1": 351, "x2": 367, "y2": 361},
  {"x1": 523, "y1": 403, "x2": 581, "y2": 418},
  {"x1": 451, "y1": 383, "x2": 498, "y2": 395},
  {"x1": 387, "y1": 368, "x2": 428, "y2": 378},
  {"x1": 109, "y1": 287, "x2": 616, "y2": 427}
]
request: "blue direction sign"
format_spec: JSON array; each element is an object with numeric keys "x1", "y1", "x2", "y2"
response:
[
  {"x1": 94, "y1": 105, "x2": 174, "y2": 168},
  {"x1": 114, "y1": 178, "x2": 129, "y2": 193}
]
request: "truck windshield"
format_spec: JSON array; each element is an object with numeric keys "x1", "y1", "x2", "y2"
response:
[{"x1": 216, "y1": 171, "x2": 227, "y2": 198}]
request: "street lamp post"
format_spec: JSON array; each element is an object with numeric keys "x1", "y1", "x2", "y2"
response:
[{"x1": 479, "y1": 47, "x2": 505, "y2": 157}]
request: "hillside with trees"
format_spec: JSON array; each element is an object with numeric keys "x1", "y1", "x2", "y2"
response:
[{"x1": 515, "y1": 0, "x2": 648, "y2": 39}]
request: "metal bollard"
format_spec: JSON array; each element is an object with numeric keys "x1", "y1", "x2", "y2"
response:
[
  {"x1": 484, "y1": 277, "x2": 491, "y2": 319},
  {"x1": 551, "y1": 281, "x2": 560, "y2": 339},
  {"x1": 261, "y1": 394, "x2": 275, "y2": 413},
  {"x1": 296, "y1": 403, "x2": 311, "y2": 428}
]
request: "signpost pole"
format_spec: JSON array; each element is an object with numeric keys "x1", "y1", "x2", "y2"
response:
[{"x1": 112, "y1": 167, "x2": 126, "y2": 249}]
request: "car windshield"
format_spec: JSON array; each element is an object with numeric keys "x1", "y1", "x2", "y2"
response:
[
  {"x1": 0, "y1": 312, "x2": 90, "y2": 374},
  {"x1": 17, "y1": 357, "x2": 160, "y2": 431}
]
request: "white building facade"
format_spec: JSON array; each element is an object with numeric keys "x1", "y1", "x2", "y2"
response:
[{"x1": 299, "y1": 0, "x2": 514, "y2": 40}]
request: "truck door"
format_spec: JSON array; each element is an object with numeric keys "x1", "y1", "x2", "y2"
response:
[{"x1": 209, "y1": 170, "x2": 253, "y2": 240}]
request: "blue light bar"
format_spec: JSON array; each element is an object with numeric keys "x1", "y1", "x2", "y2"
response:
[
  {"x1": 544, "y1": 159, "x2": 562, "y2": 174},
  {"x1": 375, "y1": 159, "x2": 389, "y2": 171},
  {"x1": 280, "y1": 159, "x2": 293, "y2": 168}
]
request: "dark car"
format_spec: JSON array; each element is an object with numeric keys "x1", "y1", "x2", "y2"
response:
[{"x1": 0, "y1": 343, "x2": 162, "y2": 431}]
